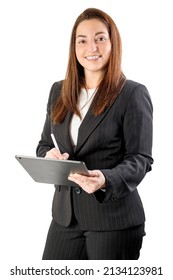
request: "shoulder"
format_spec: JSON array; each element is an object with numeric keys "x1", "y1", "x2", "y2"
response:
[
  {"x1": 123, "y1": 80, "x2": 153, "y2": 113},
  {"x1": 115, "y1": 79, "x2": 152, "y2": 115},
  {"x1": 46, "y1": 80, "x2": 64, "y2": 112},
  {"x1": 48, "y1": 80, "x2": 64, "y2": 104},
  {"x1": 121, "y1": 79, "x2": 151, "y2": 102},
  {"x1": 50, "y1": 80, "x2": 64, "y2": 97},
  {"x1": 123, "y1": 79, "x2": 148, "y2": 93}
]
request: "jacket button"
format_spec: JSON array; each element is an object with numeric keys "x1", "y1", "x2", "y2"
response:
[
  {"x1": 75, "y1": 187, "x2": 82, "y2": 194},
  {"x1": 111, "y1": 195, "x2": 118, "y2": 201}
]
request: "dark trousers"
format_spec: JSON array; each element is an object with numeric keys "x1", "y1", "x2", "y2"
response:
[{"x1": 42, "y1": 219, "x2": 145, "y2": 260}]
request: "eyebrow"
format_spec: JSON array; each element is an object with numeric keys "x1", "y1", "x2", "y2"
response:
[{"x1": 76, "y1": 31, "x2": 107, "y2": 38}]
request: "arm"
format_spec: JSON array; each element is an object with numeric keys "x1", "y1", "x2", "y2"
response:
[
  {"x1": 102, "y1": 84, "x2": 153, "y2": 201},
  {"x1": 36, "y1": 82, "x2": 69, "y2": 159},
  {"x1": 69, "y1": 84, "x2": 153, "y2": 200}
]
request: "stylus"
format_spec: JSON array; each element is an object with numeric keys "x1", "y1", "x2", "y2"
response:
[{"x1": 51, "y1": 133, "x2": 60, "y2": 153}]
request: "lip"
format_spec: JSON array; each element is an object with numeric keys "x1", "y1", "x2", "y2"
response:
[{"x1": 85, "y1": 55, "x2": 102, "y2": 61}]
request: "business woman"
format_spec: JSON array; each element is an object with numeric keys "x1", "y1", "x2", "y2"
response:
[{"x1": 36, "y1": 8, "x2": 153, "y2": 260}]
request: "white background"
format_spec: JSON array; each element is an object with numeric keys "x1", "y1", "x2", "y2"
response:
[{"x1": 0, "y1": 0, "x2": 172, "y2": 279}]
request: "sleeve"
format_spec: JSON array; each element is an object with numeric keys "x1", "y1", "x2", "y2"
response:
[
  {"x1": 36, "y1": 83, "x2": 58, "y2": 157},
  {"x1": 101, "y1": 84, "x2": 153, "y2": 201}
]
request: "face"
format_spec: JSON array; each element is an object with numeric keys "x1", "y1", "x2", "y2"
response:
[{"x1": 75, "y1": 19, "x2": 111, "y2": 77}]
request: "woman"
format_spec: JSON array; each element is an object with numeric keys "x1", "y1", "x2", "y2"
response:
[{"x1": 36, "y1": 8, "x2": 153, "y2": 260}]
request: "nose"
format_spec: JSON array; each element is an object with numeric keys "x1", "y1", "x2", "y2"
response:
[{"x1": 88, "y1": 40, "x2": 98, "y2": 52}]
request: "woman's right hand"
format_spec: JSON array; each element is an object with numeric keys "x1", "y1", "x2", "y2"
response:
[{"x1": 45, "y1": 148, "x2": 69, "y2": 160}]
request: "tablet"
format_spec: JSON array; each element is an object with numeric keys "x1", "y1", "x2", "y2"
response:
[{"x1": 15, "y1": 155, "x2": 90, "y2": 187}]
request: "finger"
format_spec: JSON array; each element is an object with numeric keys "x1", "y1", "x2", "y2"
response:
[
  {"x1": 88, "y1": 170, "x2": 101, "y2": 178},
  {"x1": 45, "y1": 150, "x2": 58, "y2": 159},
  {"x1": 45, "y1": 149, "x2": 69, "y2": 160},
  {"x1": 51, "y1": 148, "x2": 62, "y2": 159},
  {"x1": 61, "y1": 153, "x2": 69, "y2": 160},
  {"x1": 52, "y1": 150, "x2": 69, "y2": 160},
  {"x1": 68, "y1": 174, "x2": 95, "y2": 191},
  {"x1": 68, "y1": 173, "x2": 79, "y2": 181},
  {"x1": 68, "y1": 173, "x2": 84, "y2": 184}
]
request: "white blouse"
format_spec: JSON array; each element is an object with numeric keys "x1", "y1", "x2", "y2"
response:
[{"x1": 70, "y1": 88, "x2": 96, "y2": 148}]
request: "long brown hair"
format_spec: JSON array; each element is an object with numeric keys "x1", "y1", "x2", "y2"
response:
[{"x1": 52, "y1": 8, "x2": 126, "y2": 123}]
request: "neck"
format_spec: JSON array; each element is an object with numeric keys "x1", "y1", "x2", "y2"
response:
[{"x1": 85, "y1": 71, "x2": 102, "y2": 89}]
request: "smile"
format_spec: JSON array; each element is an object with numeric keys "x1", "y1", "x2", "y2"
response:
[{"x1": 85, "y1": 55, "x2": 101, "y2": 60}]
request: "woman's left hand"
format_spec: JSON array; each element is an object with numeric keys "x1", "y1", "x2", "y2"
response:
[{"x1": 68, "y1": 170, "x2": 106, "y2": 194}]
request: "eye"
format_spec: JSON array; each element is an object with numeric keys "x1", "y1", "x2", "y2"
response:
[
  {"x1": 77, "y1": 39, "x2": 86, "y2": 44},
  {"x1": 96, "y1": 36, "x2": 107, "y2": 43}
]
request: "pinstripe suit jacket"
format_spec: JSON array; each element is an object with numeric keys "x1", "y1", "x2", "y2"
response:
[{"x1": 36, "y1": 79, "x2": 153, "y2": 231}]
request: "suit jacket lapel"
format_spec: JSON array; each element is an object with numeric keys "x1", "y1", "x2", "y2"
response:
[
  {"x1": 55, "y1": 96, "x2": 118, "y2": 157},
  {"x1": 74, "y1": 104, "x2": 113, "y2": 155},
  {"x1": 53, "y1": 111, "x2": 74, "y2": 156}
]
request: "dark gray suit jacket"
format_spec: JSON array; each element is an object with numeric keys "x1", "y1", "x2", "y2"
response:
[{"x1": 36, "y1": 79, "x2": 153, "y2": 231}]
